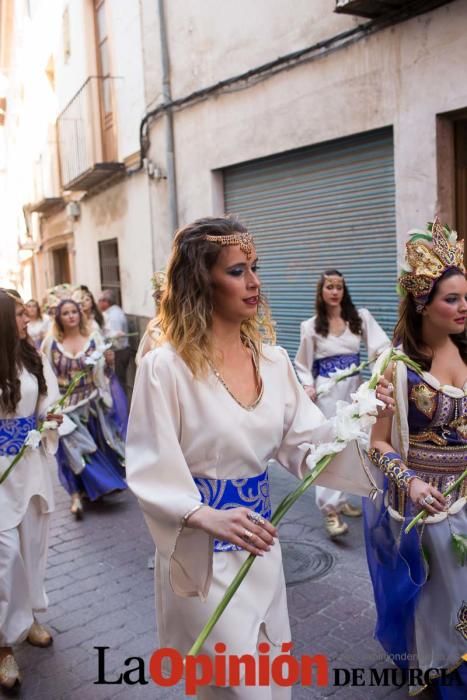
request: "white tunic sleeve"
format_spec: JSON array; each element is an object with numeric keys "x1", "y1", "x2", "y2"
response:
[
  {"x1": 125, "y1": 350, "x2": 212, "y2": 599},
  {"x1": 275, "y1": 347, "x2": 376, "y2": 496},
  {"x1": 294, "y1": 318, "x2": 315, "y2": 386},
  {"x1": 359, "y1": 308, "x2": 390, "y2": 361},
  {"x1": 276, "y1": 347, "x2": 332, "y2": 477}
]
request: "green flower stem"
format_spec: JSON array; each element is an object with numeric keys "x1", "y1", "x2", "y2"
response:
[
  {"x1": 52, "y1": 370, "x2": 87, "y2": 412},
  {"x1": 187, "y1": 454, "x2": 334, "y2": 657},
  {"x1": 404, "y1": 468, "x2": 467, "y2": 534},
  {"x1": 0, "y1": 444, "x2": 29, "y2": 484},
  {"x1": 188, "y1": 348, "x2": 424, "y2": 657},
  {"x1": 0, "y1": 369, "x2": 88, "y2": 485},
  {"x1": 316, "y1": 360, "x2": 370, "y2": 397}
]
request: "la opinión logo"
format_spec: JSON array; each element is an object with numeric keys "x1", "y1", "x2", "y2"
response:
[{"x1": 94, "y1": 643, "x2": 329, "y2": 695}]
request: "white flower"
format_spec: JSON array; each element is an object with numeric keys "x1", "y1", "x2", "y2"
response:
[
  {"x1": 306, "y1": 440, "x2": 346, "y2": 471},
  {"x1": 351, "y1": 383, "x2": 384, "y2": 418},
  {"x1": 25, "y1": 430, "x2": 42, "y2": 448},
  {"x1": 316, "y1": 364, "x2": 359, "y2": 397},
  {"x1": 84, "y1": 350, "x2": 103, "y2": 366},
  {"x1": 42, "y1": 420, "x2": 58, "y2": 430},
  {"x1": 316, "y1": 377, "x2": 335, "y2": 397},
  {"x1": 332, "y1": 401, "x2": 368, "y2": 442}
]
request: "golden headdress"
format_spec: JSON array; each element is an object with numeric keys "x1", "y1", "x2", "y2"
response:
[
  {"x1": 398, "y1": 217, "x2": 465, "y2": 312},
  {"x1": 44, "y1": 283, "x2": 78, "y2": 312}
]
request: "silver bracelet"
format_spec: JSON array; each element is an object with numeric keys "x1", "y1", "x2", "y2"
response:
[{"x1": 182, "y1": 503, "x2": 203, "y2": 527}]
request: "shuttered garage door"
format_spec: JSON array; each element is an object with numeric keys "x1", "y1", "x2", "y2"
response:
[{"x1": 224, "y1": 128, "x2": 398, "y2": 359}]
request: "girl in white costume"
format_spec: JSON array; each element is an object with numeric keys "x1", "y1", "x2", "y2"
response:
[
  {"x1": 126, "y1": 218, "x2": 394, "y2": 699},
  {"x1": 0, "y1": 290, "x2": 62, "y2": 689},
  {"x1": 24, "y1": 299, "x2": 48, "y2": 350},
  {"x1": 295, "y1": 270, "x2": 389, "y2": 537}
]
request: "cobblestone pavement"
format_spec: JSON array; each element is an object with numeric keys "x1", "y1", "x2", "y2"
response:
[{"x1": 5, "y1": 465, "x2": 418, "y2": 700}]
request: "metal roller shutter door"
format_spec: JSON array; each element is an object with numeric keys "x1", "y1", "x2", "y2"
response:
[{"x1": 224, "y1": 127, "x2": 397, "y2": 360}]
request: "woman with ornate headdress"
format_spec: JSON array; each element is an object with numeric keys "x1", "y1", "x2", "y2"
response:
[
  {"x1": 72, "y1": 285, "x2": 128, "y2": 440},
  {"x1": 295, "y1": 270, "x2": 389, "y2": 538},
  {"x1": 41, "y1": 298, "x2": 127, "y2": 519},
  {"x1": 0, "y1": 290, "x2": 62, "y2": 689},
  {"x1": 126, "y1": 216, "x2": 394, "y2": 699},
  {"x1": 365, "y1": 219, "x2": 467, "y2": 697}
]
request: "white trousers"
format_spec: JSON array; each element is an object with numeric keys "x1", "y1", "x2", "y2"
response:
[
  {"x1": 197, "y1": 628, "x2": 291, "y2": 700},
  {"x1": 0, "y1": 496, "x2": 50, "y2": 646},
  {"x1": 315, "y1": 486, "x2": 347, "y2": 514}
]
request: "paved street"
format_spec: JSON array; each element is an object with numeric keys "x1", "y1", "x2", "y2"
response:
[{"x1": 7, "y1": 464, "x2": 415, "y2": 700}]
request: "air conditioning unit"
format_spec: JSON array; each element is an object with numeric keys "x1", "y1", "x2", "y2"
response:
[{"x1": 66, "y1": 201, "x2": 81, "y2": 220}]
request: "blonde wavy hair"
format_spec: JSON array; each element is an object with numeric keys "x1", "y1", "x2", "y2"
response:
[
  {"x1": 157, "y1": 216, "x2": 275, "y2": 377},
  {"x1": 53, "y1": 299, "x2": 89, "y2": 342}
]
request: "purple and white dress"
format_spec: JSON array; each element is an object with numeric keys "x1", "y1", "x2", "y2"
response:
[{"x1": 41, "y1": 333, "x2": 127, "y2": 500}]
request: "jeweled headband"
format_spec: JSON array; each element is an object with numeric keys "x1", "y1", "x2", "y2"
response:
[
  {"x1": 398, "y1": 217, "x2": 465, "y2": 312},
  {"x1": 0, "y1": 288, "x2": 24, "y2": 304},
  {"x1": 203, "y1": 232, "x2": 254, "y2": 259}
]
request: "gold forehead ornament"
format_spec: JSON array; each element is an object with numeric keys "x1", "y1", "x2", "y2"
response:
[{"x1": 203, "y1": 232, "x2": 254, "y2": 259}]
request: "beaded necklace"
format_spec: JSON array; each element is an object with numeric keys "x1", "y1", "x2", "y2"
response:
[{"x1": 209, "y1": 342, "x2": 263, "y2": 411}]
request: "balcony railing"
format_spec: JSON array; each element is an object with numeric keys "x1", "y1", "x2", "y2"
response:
[
  {"x1": 56, "y1": 76, "x2": 125, "y2": 192},
  {"x1": 335, "y1": 0, "x2": 454, "y2": 19}
]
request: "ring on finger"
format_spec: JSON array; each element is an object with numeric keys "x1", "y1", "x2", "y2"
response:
[
  {"x1": 247, "y1": 511, "x2": 265, "y2": 526},
  {"x1": 424, "y1": 494, "x2": 435, "y2": 506},
  {"x1": 242, "y1": 528, "x2": 254, "y2": 543}
]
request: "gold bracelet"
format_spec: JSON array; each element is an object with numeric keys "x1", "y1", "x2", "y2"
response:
[{"x1": 182, "y1": 503, "x2": 203, "y2": 527}]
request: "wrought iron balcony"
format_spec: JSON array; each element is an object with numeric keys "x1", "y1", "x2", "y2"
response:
[
  {"x1": 56, "y1": 76, "x2": 125, "y2": 192},
  {"x1": 335, "y1": 0, "x2": 454, "y2": 19}
]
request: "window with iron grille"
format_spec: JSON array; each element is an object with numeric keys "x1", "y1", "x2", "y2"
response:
[{"x1": 98, "y1": 238, "x2": 121, "y2": 306}]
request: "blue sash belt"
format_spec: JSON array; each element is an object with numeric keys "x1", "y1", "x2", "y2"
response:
[
  {"x1": 0, "y1": 416, "x2": 37, "y2": 456},
  {"x1": 312, "y1": 353, "x2": 360, "y2": 379},
  {"x1": 194, "y1": 468, "x2": 272, "y2": 552}
]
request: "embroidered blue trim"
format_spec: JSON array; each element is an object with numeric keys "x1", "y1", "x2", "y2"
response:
[
  {"x1": 312, "y1": 353, "x2": 361, "y2": 379},
  {"x1": 194, "y1": 468, "x2": 272, "y2": 552},
  {"x1": 0, "y1": 415, "x2": 37, "y2": 456}
]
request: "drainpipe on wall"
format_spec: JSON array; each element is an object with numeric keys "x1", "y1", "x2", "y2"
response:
[{"x1": 157, "y1": 0, "x2": 179, "y2": 234}]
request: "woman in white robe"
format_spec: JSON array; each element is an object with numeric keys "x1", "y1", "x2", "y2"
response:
[
  {"x1": 0, "y1": 290, "x2": 62, "y2": 689},
  {"x1": 295, "y1": 269, "x2": 389, "y2": 537},
  {"x1": 126, "y1": 218, "x2": 394, "y2": 699}
]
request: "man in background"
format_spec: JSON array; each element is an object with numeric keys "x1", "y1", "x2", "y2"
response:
[{"x1": 98, "y1": 289, "x2": 131, "y2": 391}]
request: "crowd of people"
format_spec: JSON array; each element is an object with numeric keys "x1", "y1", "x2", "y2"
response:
[{"x1": 0, "y1": 215, "x2": 465, "y2": 697}]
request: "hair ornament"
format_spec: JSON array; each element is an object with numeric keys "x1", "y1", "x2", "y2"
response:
[
  {"x1": 151, "y1": 271, "x2": 167, "y2": 292},
  {"x1": 203, "y1": 232, "x2": 254, "y2": 259},
  {"x1": 0, "y1": 288, "x2": 24, "y2": 304},
  {"x1": 398, "y1": 217, "x2": 465, "y2": 311},
  {"x1": 44, "y1": 283, "x2": 78, "y2": 312}
]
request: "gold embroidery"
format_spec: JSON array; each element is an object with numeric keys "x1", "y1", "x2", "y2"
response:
[
  {"x1": 410, "y1": 383, "x2": 437, "y2": 419},
  {"x1": 409, "y1": 431, "x2": 447, "y2": 446},
  {"x1": 450, "y1": 416, "x2": 467, "y2": 441},
  {"x1": 455, "y1": 602, "x2": 467, "y2": 641}
]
